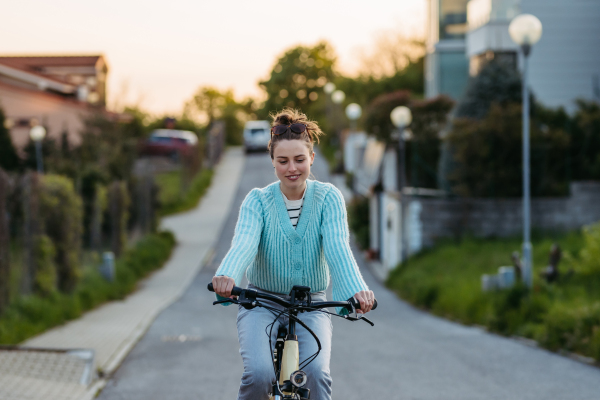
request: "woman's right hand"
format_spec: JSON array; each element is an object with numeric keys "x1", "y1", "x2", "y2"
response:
[{"x1": 212, "y1": 275, "x2": 236, "y2": 298}]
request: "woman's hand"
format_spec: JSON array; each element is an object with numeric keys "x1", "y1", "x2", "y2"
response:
[
  {"x1": 353, "y1": 290, "x2": 375, "y2": 314},
  {"x1": 212, "y1": 276, "x2": 236, "y2": 298}
]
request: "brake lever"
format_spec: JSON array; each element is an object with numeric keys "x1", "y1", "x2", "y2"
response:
[{"x1": 342, "y1": 314, "x2": 375, "y2": 326}]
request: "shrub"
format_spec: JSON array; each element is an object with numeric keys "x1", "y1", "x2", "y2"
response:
[
  {"x1": 0, "y1": 231, "x2": 176, "y2": 344},
  {"x1": 347, "y1": 196, "x2": 370, "y2": 250},
  {"x1": 39, "y1": 174, "x2": 83, "y2": 293},
  {"x1": 33, "y1": 235, "x2": 57, "y2": 296}
]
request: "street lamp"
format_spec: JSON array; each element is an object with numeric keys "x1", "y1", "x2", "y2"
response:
[
  {"x1": 324, "y1": 82, "x2": 336, "y2": 95},
  {"x1": 391, "y1": 106, "x2": 412, "y2": 263},
  {"x1": 29, "y1": 125, "x2": 46, "y2": 173},
  {"x1": 509, "y1": 13, "x2": 542, "y2": 288},
  {"x1": 331, "y1": 90, "x2": 345, "y2": 105},
  {"x1": 345, "y1": 103, "x2": 362, "y2": 131}
]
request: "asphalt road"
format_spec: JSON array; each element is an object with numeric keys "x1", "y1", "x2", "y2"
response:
[{"x1": 99, "y1": 151, "x2": 600, "y2": 400}]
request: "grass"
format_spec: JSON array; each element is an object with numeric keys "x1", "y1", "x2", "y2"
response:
[
  {"x1": 0, "y1": 231, "x2": 176, "y2": 344},
  {"x1": 386, "y1": 230, "x2": 600, "y2": 362},
  {"x1": 156, "y1": 168, "x2": 214, "y2": 216}
]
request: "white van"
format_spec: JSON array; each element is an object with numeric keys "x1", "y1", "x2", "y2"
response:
[{"x1": 243, "y1": 120, "x2": 271, "y2": 153}]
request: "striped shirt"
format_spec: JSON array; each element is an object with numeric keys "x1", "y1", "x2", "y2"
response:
[{"x1": 281, "y1": 189, "x2": 305, "y2": 229}]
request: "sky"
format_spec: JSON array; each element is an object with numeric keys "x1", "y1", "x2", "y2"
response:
[{"x1": 2, "y1": 0, "x2": 426, "y2": 115}]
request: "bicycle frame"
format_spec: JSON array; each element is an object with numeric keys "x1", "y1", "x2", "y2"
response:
[{"x1": 208, "y1": 283, "x2": 376, "y2": 400}]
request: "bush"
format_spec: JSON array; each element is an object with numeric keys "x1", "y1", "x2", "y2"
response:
[
  {"x1": 39, "y1": 174, "x2": 83, "y2": 293},
  {"x1": 347, "y1": 196, "x2": 370, "y2": 250},
  {"x1": 0, "y1": 230, "x2": 176, "y2": 344}
]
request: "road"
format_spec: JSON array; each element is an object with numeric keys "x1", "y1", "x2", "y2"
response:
[{"x1": 98, "y1": 151, "x2": 600, "y2": 400}]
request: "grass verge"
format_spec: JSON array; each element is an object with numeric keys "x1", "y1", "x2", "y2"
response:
[
  {"x1": 386, "y1": 229, "x2": 600, "y2": 362},
  {"x1": 0, "y1": 231, "x2": 176, "y2": 345},
  {"x1": 156, "y1": 169, "x2": 214, "y2": 216}
]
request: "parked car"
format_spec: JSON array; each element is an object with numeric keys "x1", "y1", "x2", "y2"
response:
[
  {"x1": 243, "y1": 120, "x2": 271, "y2": 153},
  {"x1": 140, "y1": 129, "x2": 198, "y2": 160}
]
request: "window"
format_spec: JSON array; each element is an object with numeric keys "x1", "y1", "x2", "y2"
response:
[{"x1": 439, "y1": 0, "x2": 470, "y2": 40}]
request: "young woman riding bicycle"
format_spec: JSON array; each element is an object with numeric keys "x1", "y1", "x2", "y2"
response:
[{"x1": 212, "y1": 108, "x2": 375, "y2": 400}]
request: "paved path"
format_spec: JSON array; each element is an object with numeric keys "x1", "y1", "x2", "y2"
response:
[
  {"x1": 0, "y1": 148, "x2": 244, "y2": 400},
  {"x1": 97, "y1": 150, "x2": 600, "y2": 400}
]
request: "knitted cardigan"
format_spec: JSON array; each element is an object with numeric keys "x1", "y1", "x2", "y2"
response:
[{"x1": 215, "y1": 179, "x2": 368, "y2": 309}]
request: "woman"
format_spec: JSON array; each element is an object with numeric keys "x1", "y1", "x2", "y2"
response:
[{"x1": 212, "y1": 108, "x2": 375, "y2": 400}]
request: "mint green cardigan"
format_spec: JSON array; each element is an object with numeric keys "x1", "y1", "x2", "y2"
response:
[{"x1": 215, "y1": 180, "x2": 368, "y2": 308}]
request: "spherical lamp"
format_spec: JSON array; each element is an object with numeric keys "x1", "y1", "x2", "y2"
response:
[
  {"x1": 390, "y1": 106, "x2": 412, "y2": 128},
  {"x1": 509, "y1": 14, "x2": 543, "y2": 46},
  {"x1": 345, "y1": 103, "x2": 362, "y2": 121},
  {"x1": 331, "y1": 90, "x2": 345, "y2": 105},
  {"x1": 29, "y1": 125, "x2": 47, "y2": 142}
]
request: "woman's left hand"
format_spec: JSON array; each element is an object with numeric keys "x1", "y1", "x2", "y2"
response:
[{"x1": 353, "y1": 290, "x2": 375, "y2": 314}]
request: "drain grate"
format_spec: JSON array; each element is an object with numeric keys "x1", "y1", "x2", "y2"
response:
[{"x1": 0, "y1": 346, "x2": 95, "y2": 385}]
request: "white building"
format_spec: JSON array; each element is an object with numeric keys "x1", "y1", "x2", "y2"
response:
[{"x1": 465, "y1": 0, "x2": 600, "y2": 113}]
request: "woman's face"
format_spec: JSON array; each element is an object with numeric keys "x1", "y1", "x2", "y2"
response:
[{"x1": 271, "y1": 139, "x2": 315, "y2": 193}]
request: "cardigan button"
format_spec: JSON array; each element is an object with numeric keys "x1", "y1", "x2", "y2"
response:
[
  {"x1": 295, "y1": 237, "x2": 301, "y2": 244},
  {"x1": 295, "y1": 262, "x2": 302, "y2": 270}
]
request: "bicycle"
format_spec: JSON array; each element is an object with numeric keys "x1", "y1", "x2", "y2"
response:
[{"x1": 207, "y1": 283, "x2": 377, "y2": 400}]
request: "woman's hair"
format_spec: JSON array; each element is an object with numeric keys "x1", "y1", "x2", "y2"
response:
[{"x1": 268, "y1": 108, "x2": 323, "y2": 159}]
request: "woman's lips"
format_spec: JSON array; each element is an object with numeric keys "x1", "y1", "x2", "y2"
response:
[{"x1": 287, "y1": 174, "x2": 300, "y2": 181}]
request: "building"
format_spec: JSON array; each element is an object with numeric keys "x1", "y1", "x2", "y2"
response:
[
  {"x1": 425, "y1": 0, "x2": 471, "y2": 101},
  {"x1": 0, "y1": 55, "x2": 108, "y2": 150},
  {"x1": 465, "y1": 0, "x2": 600, "y2": 113}
]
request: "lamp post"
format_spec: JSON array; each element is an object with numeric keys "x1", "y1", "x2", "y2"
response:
[
  {"x1": 390, "y1": 106, "x2": 412, "y2": 263},
  {"x1": 509, "y1": 14, "x2": 543, "y2": 288},
  {"x1": 29, "y1": 125, "x2": 46, "y2": 173},
  {"x1": 345, "y1": 103, "x2": 362, "y2": 131}
]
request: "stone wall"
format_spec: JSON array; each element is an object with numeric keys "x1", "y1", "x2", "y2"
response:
[{"x1": 410, "y1": 182, "x2": 600, "y2": 249}]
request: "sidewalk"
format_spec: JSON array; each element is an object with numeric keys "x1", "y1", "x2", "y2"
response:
[{"x1": 0, "y1": 148, "x2": 244, "y2": 400}]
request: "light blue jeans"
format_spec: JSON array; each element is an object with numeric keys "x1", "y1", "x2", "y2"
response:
[{"x1": 236, "y1": 284, "x2": 333, "y2": 400}]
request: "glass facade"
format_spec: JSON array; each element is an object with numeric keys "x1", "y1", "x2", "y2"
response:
[
  {"x1": 439, "y1": 0, "x2": 470, "y2": 39},
  {"x1": 439, "y1": 51, "x2": 470, "y2": 100}
]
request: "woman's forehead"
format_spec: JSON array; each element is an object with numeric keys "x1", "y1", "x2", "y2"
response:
[{"x1": 273, "y1": 140, "x2": 311, "y2": 157}]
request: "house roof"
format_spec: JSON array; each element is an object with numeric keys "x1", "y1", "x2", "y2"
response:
[
  {"x1": 0, "y1": 55, "x2": 106, "y2": 71},
  {"x1": 0, "y1": 55, "x2": 106, "y2": 95}
]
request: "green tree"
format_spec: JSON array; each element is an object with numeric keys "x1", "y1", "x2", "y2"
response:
[
  {"x1": 455, "y1": 60, "x2": 522, "y2": 120},
  {"x1": 185, "y1": 87, "x2": 255, "y2": 145},
  {"x1": 0, "y1": 108, "x2": 19, "y2": 171},
  {"x1": 257, "y1": 41, "x2": 336, "y2": 123},
  {"x1": 447, "y1": 103, "x2": 570, "y2": 197},
  {"x1": 364, "y1": 90, "x2": 454, "y2": 188},
  {"x1": 571, "y1": 100, "x2": 600, "y2": 180}
]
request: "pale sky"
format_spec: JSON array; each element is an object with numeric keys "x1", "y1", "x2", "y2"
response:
[{"x1": 2, "y1": 0, "x2": 426, "y2": 115}]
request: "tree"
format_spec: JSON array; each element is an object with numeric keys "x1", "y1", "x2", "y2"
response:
[
  {"x1": 355, "y1": 29, "x2": 426, "y2": 80},
  {"x1": 447, "y1": 103, "x2": 570, "y2": 197},
  {"x1": 0, "y1": 108, "x2": 20, "y2": 171},
  {"x1": 257, "y1": 41, "x2": 336, "y2": 122},
  {"x1": 364, "y1": 90, "x2": 454, "y2": 188},
  {"x1": 455, "y1": 60, "x2": 523, "y2": 120},
  {"x1": 184, "y1": 87, "x2": 255, "y2": 145}
]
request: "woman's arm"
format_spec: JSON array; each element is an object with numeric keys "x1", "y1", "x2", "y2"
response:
[
  {"x1": 214, "y1": 189, "x2": 264, "y2": 296},
  {"x1": 321, "y1": 186, "x2": 371, "y2": 312}
]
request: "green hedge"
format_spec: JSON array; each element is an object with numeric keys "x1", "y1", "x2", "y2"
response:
[
  {"x1": 386, "y1": 228, "x2": 600, "y2": 362},
  {"x1": 0, "y1": 231, "x2": 176, "y2": 344}
]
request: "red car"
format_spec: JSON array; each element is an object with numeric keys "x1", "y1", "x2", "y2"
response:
[{"x1": 140, "y1": 129, "x2": 198, "y2": 160}]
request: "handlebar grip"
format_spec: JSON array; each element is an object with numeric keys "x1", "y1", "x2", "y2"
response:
[
  {"x1": 207, "y1": 282, "x2": 243, "y2": 297},
  {"x1": 350, "y1": 297, "x2": 378, "y2": 311}
]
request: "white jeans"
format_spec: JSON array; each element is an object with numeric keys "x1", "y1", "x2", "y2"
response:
[{"x1": 236, "y1": 285, "x2": 333, "y2": 400}]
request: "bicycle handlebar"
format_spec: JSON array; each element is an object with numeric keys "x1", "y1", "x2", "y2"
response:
[{"x1": 207, "y1": 283, "x2": 377, "y2": 311}]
